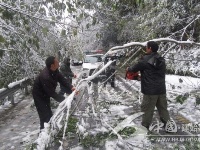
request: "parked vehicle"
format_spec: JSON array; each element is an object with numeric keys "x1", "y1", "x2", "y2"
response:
[
  {"x1": 81, "y1": 54, "x2": 103, "y2": 79},
  {"x1": 71, "y1": 59, "x2": 83, "y2": 66}
]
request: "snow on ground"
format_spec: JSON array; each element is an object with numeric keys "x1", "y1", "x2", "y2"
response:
[
  {"x1": 165, "y1": 75, "x2": 200, "y2": 123},
  {"x1": 66, "y1": 73, "x2": 200, "y2": 150},
  {"x1": 0, "y1": 92, "x2": 39, "y2": 150},
  {"x1": 120, "y1": 74, "x2": 200, "y2": 123}
]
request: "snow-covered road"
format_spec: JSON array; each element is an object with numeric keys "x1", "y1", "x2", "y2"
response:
[{"x1": 0, "y1": 94, "x2": 39, "y2": 149}]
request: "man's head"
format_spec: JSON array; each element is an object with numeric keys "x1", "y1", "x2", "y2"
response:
[
  {"x1": 45, "y1": 56, "x2": 59, "y2": 71},
  {"x1": 64, "y1": 57, "x2": 70, "y2": 63},
  {"x1": 146, "y1": 41, "x2": 159, "y2": 54}
]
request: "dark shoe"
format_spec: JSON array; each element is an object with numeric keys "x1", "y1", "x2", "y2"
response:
[
  {"x1": 160, "y1": 118, "x2": 167, "y2": 129},
  {"x1": 111, "y1": 82, "x2": 115, "y2": 88},
  {"x1": 141, "y1": 123, "x2": 149, "y2": 130}
]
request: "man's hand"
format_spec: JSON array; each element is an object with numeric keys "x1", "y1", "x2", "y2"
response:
[
  {"x1": 71, "y1": 87, "x2": 76, "y2": 91},
  {"x1": 126, "y1": 67, "x2": 129, "y2": 71},
  {"x1": 71, "y1": 87, "x2": 79, "y2": 95}
]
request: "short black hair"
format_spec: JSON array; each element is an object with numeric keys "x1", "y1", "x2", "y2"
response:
[
  {"x1": 147, "y1": 41, "x2": 159, "y2": 52},
  {"x1": 63, "y1": 57, "x2": 70, "y2": 64},
  {"x1": 45, "y1": 56, "x2": 55, "y2": 69}
]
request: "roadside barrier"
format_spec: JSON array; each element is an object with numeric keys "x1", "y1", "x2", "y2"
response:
[{"x1": 0, "y1": 78, "x2": 31, "y2": 105}]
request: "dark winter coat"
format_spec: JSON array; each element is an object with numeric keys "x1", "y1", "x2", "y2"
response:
[
  {"x1": 104, "y1": 56, "x2": 116, "y2": 75},
  {"x1": 128, "y1": 52, "x2": 166, "y2": 95},
  {"x1": 60, "y1": 58, "x2": 74, "y2": 84},
  {"x1": 32, "y1": 67, "x2": 72, "y2": 102},
  {"x1": 32, "y1": 63, "x2": 73, "y2": 129}
]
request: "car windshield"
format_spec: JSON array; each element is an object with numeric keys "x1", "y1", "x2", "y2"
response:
[{"x1": 84, "y1": 55, "x2": 102, "y2": 63}]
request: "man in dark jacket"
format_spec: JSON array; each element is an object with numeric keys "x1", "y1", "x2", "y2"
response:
[
  {"x1": 59, "y1": 57, "x2": 76, "y2": 95},
  {"x1": 32, "y1": 56, "x2": 75, "y2": 130},
  {"x1": 103, "y1": 55, "x2": 116, "y2": 88},
  {"x1": 127, "y1": 41, "x2": 170, "y2": 130}
]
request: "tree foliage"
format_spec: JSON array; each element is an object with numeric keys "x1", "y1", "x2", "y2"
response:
[{"x1": 0, "y1": 0, "x2": 74, "y2": 87}]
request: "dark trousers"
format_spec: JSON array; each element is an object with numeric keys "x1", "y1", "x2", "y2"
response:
[
  {"x1": 104, "y1": 73, "x2": 115, "y2": 87},
  {"x1": 33, "y1": 95, "x2": 52, "y2": 130},
  {"x1": 141, "y1": 94, "x2": 170, "y2": 129},
  {"x1": 59, "y1": 78, "x2": 72, "y2": 95}
]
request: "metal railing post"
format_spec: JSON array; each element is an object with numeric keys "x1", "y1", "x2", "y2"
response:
[{"x1": 8, "y1": 94, "x2": 14, "y2": 105}]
